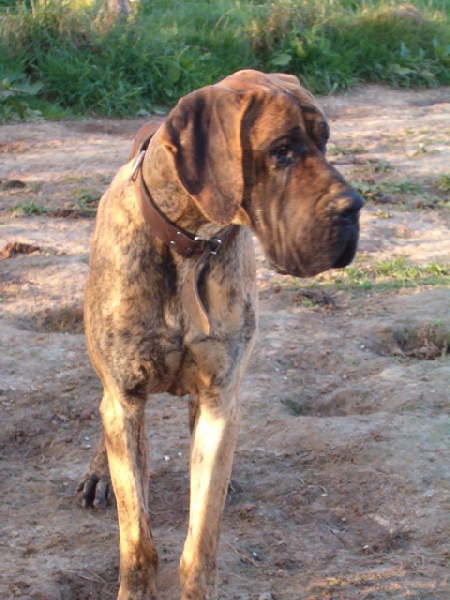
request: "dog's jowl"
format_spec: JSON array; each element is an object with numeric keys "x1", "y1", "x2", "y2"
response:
[{"x1": 76, "y1": 70, "x2": 362, "y2": 600}]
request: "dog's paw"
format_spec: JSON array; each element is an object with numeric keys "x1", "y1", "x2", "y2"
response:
[{"x1": 75, "y1": 473, "x2": 114, "y2": 509}]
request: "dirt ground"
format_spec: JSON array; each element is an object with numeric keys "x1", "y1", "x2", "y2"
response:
[{"x1": 0, "y1": 86, "x2": 449, "y2": 600}]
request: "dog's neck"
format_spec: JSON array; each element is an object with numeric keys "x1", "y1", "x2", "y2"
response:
[
  {"x1": 131, "y1": 141, "x2": 240, "y2": 335},
  {"x1": 140, "y1": 139, "x2": 224, "y2": 242}
]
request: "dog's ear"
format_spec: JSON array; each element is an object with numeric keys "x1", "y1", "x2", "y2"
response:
[
  {"x1": 159, "y1": 87, "x2": 244, "y2": 226},
  {"x1": 270, "y1": 73, "x2": 330, "y2": 153}
]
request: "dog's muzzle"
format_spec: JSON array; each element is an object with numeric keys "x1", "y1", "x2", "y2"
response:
[
  {"x1": 262, "y1": 187, "x2": 363, "y2": 278},
  {"x1": 329, "y1": 189, "x2": 363, "y2": 269},
  {"x1": 329, "y1": 189, "x2": 363, "y2": 226}
]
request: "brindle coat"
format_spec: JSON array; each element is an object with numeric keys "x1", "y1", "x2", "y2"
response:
[{"x1": 77, "y1": 70, "x2": 362, "y2": 600}]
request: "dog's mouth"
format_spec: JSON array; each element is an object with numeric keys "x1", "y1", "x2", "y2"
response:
[
  {"x1": 332, "y1": 230, "x2": 359, "y2": 269},
  {"x1": 265, "y1": 222, "x2": 360, "y2": 278},
  {"x1": 267, "y1": 257, "x2": 327, "y2": 279}
]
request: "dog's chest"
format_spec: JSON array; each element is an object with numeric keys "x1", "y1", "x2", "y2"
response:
[{"x1": 118, "y1": 293, "x2": 257, "y2": 398}]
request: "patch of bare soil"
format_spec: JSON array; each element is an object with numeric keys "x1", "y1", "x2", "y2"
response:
[{"x1": 1, "y1": 88, "x2": 449, "y2": 600}]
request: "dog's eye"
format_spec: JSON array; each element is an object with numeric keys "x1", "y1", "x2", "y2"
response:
[{"x1": 270, "y1": 144, "x2": 297, "y2": 168}]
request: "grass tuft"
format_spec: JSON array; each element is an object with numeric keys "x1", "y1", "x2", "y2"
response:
[
  {"x1": 334, "y1": 257, "x2": 450, "y2": 290},
  {"x1": 9, "y1": 203, "x2": 48, "y2": 217}
]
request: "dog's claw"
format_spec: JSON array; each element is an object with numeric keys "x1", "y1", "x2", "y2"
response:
[
  {"x1": 92, "y1": 479, "x2": 112, "y2": 509},
  {"x1": 76, "y1": 473, "x2": 113, "y2": 509},
  {"x1": 76, "y1": 435, "x2": 112, "y2": 509}
]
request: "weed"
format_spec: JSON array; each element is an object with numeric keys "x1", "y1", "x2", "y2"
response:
[
  {"x1": 354, "y1": 178, "x2": 425, "y2": 202},
  {"x1": 353, "y1": 181, "x2": 394, "y2": 203},
  {"x1": 329, "y1": 143, "x2": 366, "y2": 156},
  {"x1": 335, "y1": 265, "x2": 373, "y2": 289},
  {"x1": 281, "y1": 397, "x2": 305, "y2": 416},
  {"x1": 433, "y1": 319, "x2": 446, "y2": 327},
  {"x1": 375, "y1": 210, "x2": 392, "y2": 219},
  {"x1": 17, "y1": 305, "x2": 84, "y2": 334},
  {"x1": 300, "y1": 298, "x2": 314, "y2": 308},
  {"x1": 295, "y1": 287, "x2": 336, "y2": 308},
  {"x1": 9, "y1": 203, "x2": 47, "y2": 217},
  {"x1": 42, "y1": 305, "x2": 84, "y2": 334},
  {"x1": 374, "y1": 160, "x2": 393, "y2": 173},
  {"x1": 412, "y1": 143, "x2": 433, "y2": 156},
  {"x1": 435, "y1": 174, "x2": 450, "y2": 193},
  {"x1": 334, "y1": 257, "x2": 450, "y2": 290},
  {"x1": 385, "y1": 180, "x2": 424, "y2": 194},
  {"x1": 73, "y1": 192, "x2": 101, "y2": 212},
  {"x1": 0, "y1": 74, "x2": 43, "y2": 122}
]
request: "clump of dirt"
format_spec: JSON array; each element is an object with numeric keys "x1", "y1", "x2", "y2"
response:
[
  {"x1": 372, "y1": 321, "x2": 450, "y2": 359},
  {"x1": 16, "y1": 304, "x2": 85, "y2": 334},
  {"x1": 281, "y1": 385, "x2": 377, "y2": 417},
  {"x1": 1, "y1": 241, "x2": 40, "y2": 259},
  {"x1": 0, "y1": 178, "x2": 27, "y2": 190},
  {"x1": 46, "y1": 209, "x2": 95, "y2": 219},
  {"x1": 294, "y1": 287, "x2": 337, "y2": 309}
]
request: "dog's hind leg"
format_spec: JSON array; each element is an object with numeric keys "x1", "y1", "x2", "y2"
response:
[
  {"x1": 76, "y1": 430, "x2": 113, "y2": 509},
  {"x1": 99, "y1": 386, "x2": 158, "y2": 600},
  {"x1": 179, "y1": 386, "x2": 241, "y2": 600}
]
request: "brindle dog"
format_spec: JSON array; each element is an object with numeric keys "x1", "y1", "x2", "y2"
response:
[{"x1": 76, "y1": 70, "x2": 362, "y2": 599}]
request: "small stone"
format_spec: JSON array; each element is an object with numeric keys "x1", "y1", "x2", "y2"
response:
[{"x1": 80, "y1": 408, "x2": 94, "y2": 420}]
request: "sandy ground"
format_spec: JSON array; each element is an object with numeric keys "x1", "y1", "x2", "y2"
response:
[{"x1": 0, "y1": 85, "x2": 449, "y2": 600}]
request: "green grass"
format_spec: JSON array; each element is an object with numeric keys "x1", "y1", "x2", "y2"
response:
[
  {"x1": 72, "y1": 191, "x2": 101, "y2": 212},
  {"x1": 354, "y1": 178, "x2": 426, "y2": 202},
  {"x1": 280, "y1": 257, "x2": 450, "y2": 296},
  {"x1": 8, "y1": 203, "x2": 48, "y2": 217},
  {"x1": 353, "y1": 176, "x2": 450, "y2": 207},
  {"x1": 436, "y1": 174, "x2": 450, "y2": 192},
  {"x1": 0, "y1": 0, "x2": 449, "y2": 120},
  {"x1": 334, "y1": 257, "x2": 450, "y2": 290}
]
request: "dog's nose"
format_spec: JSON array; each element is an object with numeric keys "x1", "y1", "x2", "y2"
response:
[{"x1": 330, "y1": 189, "x2": 363, "y2": 223}]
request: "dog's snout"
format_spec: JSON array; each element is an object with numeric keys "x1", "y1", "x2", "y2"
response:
[{"x1": 331, "y1": 190, "x2": 363, "y2": 222}]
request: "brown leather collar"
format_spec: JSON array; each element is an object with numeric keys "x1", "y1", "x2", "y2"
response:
[
  {"x1": 132, "y1": 144, "x2": 224, "y2": 259},
  {"x1": 130, "y1": 139, "x2": 238, "y2": 336}
]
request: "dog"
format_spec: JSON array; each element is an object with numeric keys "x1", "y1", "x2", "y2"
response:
[{"x1": 76, "y1": 69, "x2": 362, "y2": 599}]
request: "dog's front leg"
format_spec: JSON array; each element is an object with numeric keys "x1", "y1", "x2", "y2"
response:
[
  {"x1": 180, "y1": 388, "x2": 241, "y2": 600},
  {"x1": 100, "y1": 387, "x2": 158, "y2": 600}
]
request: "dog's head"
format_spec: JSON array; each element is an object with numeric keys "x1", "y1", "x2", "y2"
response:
[{"x1": 149, "y1": 69, "x2": 362, "y2": 278}]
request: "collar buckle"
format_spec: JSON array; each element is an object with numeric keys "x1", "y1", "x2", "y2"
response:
[{"x1": 208, "y1": 238, "x2": 222, "y2": 255}]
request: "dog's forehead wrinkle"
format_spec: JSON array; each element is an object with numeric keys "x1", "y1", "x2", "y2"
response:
[{"x1": 252, "y1": 122, "x2": 306, "y2": 153}]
